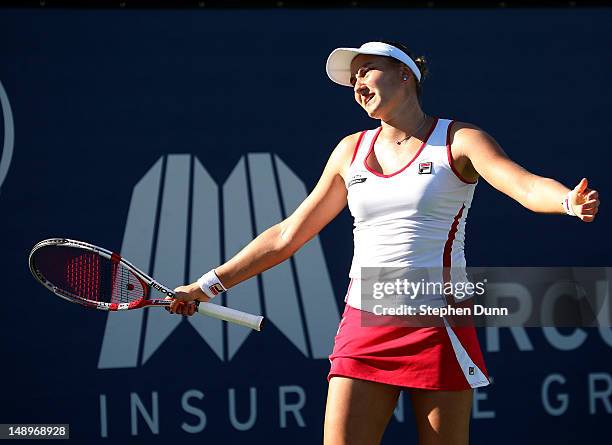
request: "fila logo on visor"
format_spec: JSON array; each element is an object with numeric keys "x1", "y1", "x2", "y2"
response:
[{"x1": 418, "y1": 162, "x2": 433, "y2": 175}]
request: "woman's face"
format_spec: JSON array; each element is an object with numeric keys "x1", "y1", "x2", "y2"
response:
[{"x1": 349, "y1": 54, "x2": 408, "y2": 119}]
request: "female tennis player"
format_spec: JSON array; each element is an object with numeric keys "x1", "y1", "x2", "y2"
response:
[{"x1": 168, "y1": 41, "x2": 600, "y2": 445}]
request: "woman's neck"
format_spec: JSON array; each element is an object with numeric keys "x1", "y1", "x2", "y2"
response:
[{"x1": 379, "y1": 101, "x2": 428, "y2": 144}]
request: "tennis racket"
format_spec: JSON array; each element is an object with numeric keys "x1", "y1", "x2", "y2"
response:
[{"x1": 28, "y1": 238, "x2": 264, "y2": 331}]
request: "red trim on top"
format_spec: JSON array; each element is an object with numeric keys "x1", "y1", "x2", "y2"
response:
[
  {"x1": 364, "y1": 117, "x2": 439, "y2": 178},
  {"x1": 350, "y1": 131, "x2": 367, "y2": 166},
  {"x1": 442, "y1": 204, "x2": 466, "y2": 304},
  {"x1": 446, "y1": 120, "x2": 477, "y2": 185},
  {"x1": 443, "y1": 204, "x2": 465, "y2": 268},
  {"x1": 344, "y1": 278, "x2": 354, "y2": 303}
]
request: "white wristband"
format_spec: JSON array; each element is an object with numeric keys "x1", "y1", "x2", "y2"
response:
[
  {"x1": 562, "y1": 193, "x2": 576, "y2": 216},
  {"x1": 197, "y1": 269, "x2": 227, "y2": 299}
]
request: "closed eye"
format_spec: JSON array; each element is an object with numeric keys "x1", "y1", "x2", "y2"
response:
[{"x1": 351, "y1": 64, "x2": 373, "y2": 87}]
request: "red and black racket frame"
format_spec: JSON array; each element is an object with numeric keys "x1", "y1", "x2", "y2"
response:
[{"x1": 29, "y1": 238, "x2": 177, "y2": 311}]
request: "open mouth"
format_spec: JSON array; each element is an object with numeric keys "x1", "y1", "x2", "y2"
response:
[{"x1": 364, "y1": 93, "x2": 375, "y2": 105}]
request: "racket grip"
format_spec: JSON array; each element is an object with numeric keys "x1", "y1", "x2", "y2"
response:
[{"x1": 196, "y1": 301, "x2": 264, "y2": 331}]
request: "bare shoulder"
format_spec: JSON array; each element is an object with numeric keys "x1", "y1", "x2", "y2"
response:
[
  {"x1": 448, "y1": 121, "x2": 503, "y2": 155},
  {"x1": 329, "y1": 131, "x2": 364, "y2": 179},
  {"x1": 449, "y1": 121, "x2": 487, "y2": 146},
  {"x1": 332, "y1": 131, "x2": 363, "y2": 160}
]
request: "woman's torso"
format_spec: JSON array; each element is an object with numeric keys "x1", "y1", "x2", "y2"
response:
[{"x1": 343, "y1": 118, "x2": 477, "y2": 308}]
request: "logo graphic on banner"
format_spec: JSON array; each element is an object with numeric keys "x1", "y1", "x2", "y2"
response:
[
  {"x1": 0, "y1": 80, "x2": 15, "y2": 196},
  {"x1": 98, "y1": 154, "x2": 341, "y2": 369}
]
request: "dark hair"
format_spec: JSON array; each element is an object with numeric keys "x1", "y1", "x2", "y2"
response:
[{"x1": 380, "y1": 40, "x2": 429, "y2": 102}]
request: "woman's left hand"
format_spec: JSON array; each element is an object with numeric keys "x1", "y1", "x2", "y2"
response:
[{"x1": 569, "y1": 178, "x2": 600, "y2": 223}]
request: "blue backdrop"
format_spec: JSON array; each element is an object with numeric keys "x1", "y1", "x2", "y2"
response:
[{"x1": 1, "y1": 8, "x2": 611, "y2": 444}]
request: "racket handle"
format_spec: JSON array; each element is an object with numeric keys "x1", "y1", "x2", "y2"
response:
[{"x1": 196, "y1": 301, "x2": 264, "y2": 331}]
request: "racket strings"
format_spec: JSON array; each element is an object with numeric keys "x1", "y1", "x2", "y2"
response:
[
  {"x1": 66, "y1": 253, "x2": 100, "y2": 301},
  {"x1": 63, "y1": 252, "x2": 144, "y2": 305},
  {"x1": 109, "y1": 262, "x2": 145, "y2": 304}
]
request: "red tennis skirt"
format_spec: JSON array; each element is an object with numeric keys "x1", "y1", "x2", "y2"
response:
[{"x1": 328, "y1": 303, "x2": 490, "y2": 390}]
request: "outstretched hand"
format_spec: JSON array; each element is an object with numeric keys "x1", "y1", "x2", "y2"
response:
[
  {"x1": 568, "y1": 178, "x2": 599, "y2": 223},
  {"x1": 165, "y1": 282, "x2": 211, "y2": 316}
]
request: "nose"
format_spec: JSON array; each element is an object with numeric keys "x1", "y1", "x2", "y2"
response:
[
  {"x1": 354, "y1": 85, "x2": 370, "y2": 107},
  {"x1": 354, "y1": 79, "x2": 368, "y2": 97}
]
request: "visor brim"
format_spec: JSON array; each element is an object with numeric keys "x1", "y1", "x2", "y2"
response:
[{"x1": 326, "y1": 47, "x2": 389, "y2": 87}]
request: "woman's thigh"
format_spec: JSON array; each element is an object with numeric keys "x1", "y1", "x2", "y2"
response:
[
  {"x1": 324, "y1": 376, "x2": 402, "y2": 445},
  {"x1": 408, "y1": 388, "x2": 473, "y2": 445}
]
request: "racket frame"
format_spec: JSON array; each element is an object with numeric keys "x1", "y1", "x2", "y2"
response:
[
  {"x1": 29, "y1": 238, "x2": 264, "y2": 331},
  {"x1": 29, "y1": 238, "x2": 163, "y2": 310}
]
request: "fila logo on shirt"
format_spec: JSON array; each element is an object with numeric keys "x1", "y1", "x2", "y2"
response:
[
  {"x1": 418, "y1": 161, "x2": 433, "y2": 175},
  {"x1": 97, "y1": 154, "x2": 341, "y2": 369}
]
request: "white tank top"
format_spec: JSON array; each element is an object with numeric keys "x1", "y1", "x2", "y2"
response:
[{"x1": 345, "y1": 118, "x2": 477, "y2": 307}]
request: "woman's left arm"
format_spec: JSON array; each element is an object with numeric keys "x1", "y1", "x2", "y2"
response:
[{"x1": 451, "y1": 122, "x2": 600, "y2": 223}]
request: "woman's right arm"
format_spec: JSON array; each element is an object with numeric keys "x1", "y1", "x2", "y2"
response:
[
  {"x1": 216, "y1": 133, "x2": 359, "y2": 288},
  {"x1": 170, "y1": 132, "x2": 360, "y2": 310}
]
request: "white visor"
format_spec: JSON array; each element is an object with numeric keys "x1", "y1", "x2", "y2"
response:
[{"x1": 326, "y1": 41, "x2": 422, "y2": 87}]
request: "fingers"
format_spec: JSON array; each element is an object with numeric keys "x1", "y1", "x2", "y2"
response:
[
  {"x1": 187, "y1": 302, "x2": 197, "y2": 316},
  {"x1": 579, "y1": 206, "x2": 598, "y2": 216},
  {"x1": 179, "y1": 301, "x2": 197, "y2": 316},
  {"x1": 575, "y1": 193, "x2": 600, "y2": 223},
  {"x1": 586, "y1": 190, "x2": 598, "y2": 200},
  {"x1": 164, "y1": 295, "x2": 195, "y2": 315},
  {"x1": 570, "y1": 183, "x2": 599, "y2": 223},
  {"x1": 576, "y1": 187, "x2": 598, "y2": 202},
  {"x1": 166, "y1": 299, "x2": 197, "y2": 316},
  {"x1": 574, "y1": 178, "x2": 588, "y2": 194},
  {"x1": 581, "y1": 199, "x2": 600, "y2": 211},
  {"x1": 577, "y1": 204, "x2": 598, "y2": 222}
]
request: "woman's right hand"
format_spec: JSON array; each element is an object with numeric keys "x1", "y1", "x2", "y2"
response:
[
  {"x1": 166, "y1": 299, "x2": 197, "y2": 316},
  {"x1": 165, "y1": 282, "x2": 211, "y2": 316}
]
